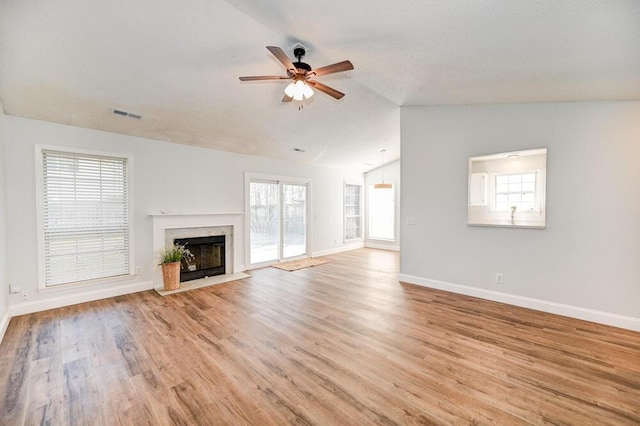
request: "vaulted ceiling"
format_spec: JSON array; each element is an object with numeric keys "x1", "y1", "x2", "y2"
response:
[{"x1": 1, "y1": 0, "x2": 639, "y2": 171}]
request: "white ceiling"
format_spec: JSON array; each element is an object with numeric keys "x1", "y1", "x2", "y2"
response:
[{"x1": 1, "y1": 0, "x2": 639, "y2": 172}]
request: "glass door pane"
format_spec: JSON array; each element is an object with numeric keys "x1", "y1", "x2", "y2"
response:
[
  {"x1": 249, "y1": 181, "x2": 279, "y2": 264},
  {"x1": 282, "y1": 183, "x2": 307, "y2": 259}
]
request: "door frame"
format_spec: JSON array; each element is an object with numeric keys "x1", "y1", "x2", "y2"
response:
[{"x1": 244, "y1": 172, "x2": 312, "y2": 269}]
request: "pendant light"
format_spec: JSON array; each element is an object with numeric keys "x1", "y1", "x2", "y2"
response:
[{"x1": 374, "y1": 149, "x2": 392, "y2": 189}]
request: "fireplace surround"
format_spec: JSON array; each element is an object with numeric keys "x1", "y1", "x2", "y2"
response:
[{"x1": 151, "y1": 212, "x2": 244, "y2": 289}]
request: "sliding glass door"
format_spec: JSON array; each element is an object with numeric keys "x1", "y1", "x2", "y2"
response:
[{"x1": 248, "y1": 177, "x2": 309, "y2": 267}]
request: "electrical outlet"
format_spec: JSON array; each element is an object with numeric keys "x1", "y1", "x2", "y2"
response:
[
  {"x1": 21, "y1": 291, "x2": 29, "y2": 300},
  {"x1": 136, "y1": 266, "x2": 142, "y2": 275},
  {"x1": 495, "y1": 273, "x2": 505, "y2": 284},
  {"x1": 9, "y1": 283, "x2": 21, "y2": 294}
]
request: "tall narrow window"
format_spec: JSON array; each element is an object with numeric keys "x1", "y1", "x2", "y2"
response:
[
  {"x1": 368, "y1": 184, "x2": 395, "y2": 240},
  {"x1": 344, "y1": 182, "x2": 362, "y2": 241},
  {"x1": 40, "y1": 149, "x2": 131, "y2": 287}
]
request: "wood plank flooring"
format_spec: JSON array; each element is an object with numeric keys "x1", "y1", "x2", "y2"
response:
[{"x1": 1, "y1": 248, "x2": 639, "y2": 425}]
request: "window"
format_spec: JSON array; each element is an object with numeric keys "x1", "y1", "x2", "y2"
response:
[
  {"x1": 494, "y1": 172, "x2": 537, "y2": 212},
  {"x1": 38, "y1": 148, "x2": 131, "y2": 287},
  {"x1": 344, "y1": 182, "x2": 362, "y2": 241},
  {"x1": 368, "y1": 184, "x2": 395, "y2": 240}
]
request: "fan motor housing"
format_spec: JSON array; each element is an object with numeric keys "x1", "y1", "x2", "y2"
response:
[{"x1": 293, "y1": 61, "x2": 312, "y2": 72}]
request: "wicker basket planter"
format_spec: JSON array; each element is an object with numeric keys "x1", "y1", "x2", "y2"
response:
[{"x1": 161, "y1": 261, "x2": 181, "y2": 291}]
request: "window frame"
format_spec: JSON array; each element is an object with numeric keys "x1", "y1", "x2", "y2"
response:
[
  {"x1": 35, "y1": 145, "x2": 135, "y2": 291},
  {"x1": 343, "y1": 181, "x2": 363, "y2": 242}
]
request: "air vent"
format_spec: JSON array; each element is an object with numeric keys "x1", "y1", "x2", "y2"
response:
[{"x1": 113, "y1": 109, "x2": 143, "y2": 120}]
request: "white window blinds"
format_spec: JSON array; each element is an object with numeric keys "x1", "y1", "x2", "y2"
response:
[{"x1": 42, "y1": 150, "x2": 130, "y2": 286}]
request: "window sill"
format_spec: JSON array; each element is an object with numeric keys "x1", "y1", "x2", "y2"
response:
[
  {"x1": 38, "y1": 273, "x2": 136, "y2": 294},
  {"x1": 368, "y1": 237, "x2": 396, "y2": 242},
  {"x1": 468, "y1": 222, "x2": 546, "y2": 229}
]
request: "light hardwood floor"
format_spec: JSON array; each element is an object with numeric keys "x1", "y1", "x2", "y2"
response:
[{"x1": 1, "y1": 248, "x2": 639, "y2": 425}]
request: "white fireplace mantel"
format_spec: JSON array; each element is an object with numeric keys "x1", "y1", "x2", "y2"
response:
[{"x1": 151, "y1": 212, "x2": 245, "y2": 288}]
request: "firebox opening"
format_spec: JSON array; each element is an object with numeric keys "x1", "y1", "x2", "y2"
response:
[{"x1": 173, "y1": 235, "x2": 225, "y2": 282}]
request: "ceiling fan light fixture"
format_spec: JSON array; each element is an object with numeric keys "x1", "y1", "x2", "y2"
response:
[
  {"x1": 284, "y1": 82, "x2": 296, "y2": 98},
  {"x1": 284, "y1": 79, "x2": 313, "y2": 101},
  {"x1": 293, "y1": 80, "x2": 305, "y2": 101},
  {"x1": 302, "y1": 83, "x2": 314, "y2": 99},
  {"x1": 285, "y1": 79, "x2": 314, "y2": 101},
  {"x1": 241, "y1": 45, "x2": 352, "y2": 103}
]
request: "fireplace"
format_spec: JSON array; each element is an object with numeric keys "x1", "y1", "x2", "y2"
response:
[
  {"x1": 174, "y1": 235, "x2": 225, "y2": 282},
  {"x1": 151, "y1": 213, "x2": 244, "y2": 290}
]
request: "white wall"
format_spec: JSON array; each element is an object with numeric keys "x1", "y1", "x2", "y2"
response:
[
  {"x1": 4, "y1": 116, "x2": 362, "y2": 312},
  {"x1": 311, "y1": 167, "x2": 366, "y2": 254},
  {"x1": 400, "y1": 102, "x2": 640, "y2": 329},
  {"x1": 0, "y1": 101, "x2": 9, "y2": 337},
  {"x1": 364, "y1": 159, "x2": 401, "y2": 250}
]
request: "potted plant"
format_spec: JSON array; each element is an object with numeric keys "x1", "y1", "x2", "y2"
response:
[{"x1": 159, "y1": 243, "x2": 194, "y2": 291}]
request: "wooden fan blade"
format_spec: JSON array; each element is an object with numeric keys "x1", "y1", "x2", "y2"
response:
[
  {"x1": 266, "y1": 46, "x2": 297, "y2": 76},
  {"x1": 311, "y1": 60, "x2": 354, "y2": 77},
  {"x1": 282, "y1": 94, "x2": 293, "y2": 102},
  {"x1": 239, "y1": 76, "x2": 291, "y2": 81},
  {"x1": 307, "y1": 80, "x2": 345, "y2": 100}
]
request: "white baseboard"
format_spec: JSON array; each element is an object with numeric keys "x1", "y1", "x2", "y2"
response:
[
  {"x1": 312, "y1": 242, "x2": 364, "y2": 257},
  {"x1": 10, "y1": 280, "x2": 154, "y2": 317},
  {"x1": 0, "y1": 307, "x2": 10, "y2": 343},
  {"x1": 399, "y1": 273, "x2": 640, "y2": 332}
]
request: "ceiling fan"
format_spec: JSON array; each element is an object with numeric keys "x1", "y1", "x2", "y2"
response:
[{"x1": 239, "y1": 46, "x2": 354, "y2": 102}]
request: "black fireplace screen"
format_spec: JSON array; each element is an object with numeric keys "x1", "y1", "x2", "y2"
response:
[{"x1": 173, "y1": 235, "x2": 225, "y2": 282}]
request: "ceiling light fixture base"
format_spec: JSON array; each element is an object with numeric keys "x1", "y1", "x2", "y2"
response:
[{"x1": 293, "y1": 47, "x2": 306, "y2": 60}]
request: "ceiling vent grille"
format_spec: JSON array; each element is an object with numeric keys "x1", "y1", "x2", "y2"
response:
[{"x1": 113, "y1": 109, "x2": 142, "y2": 120}]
